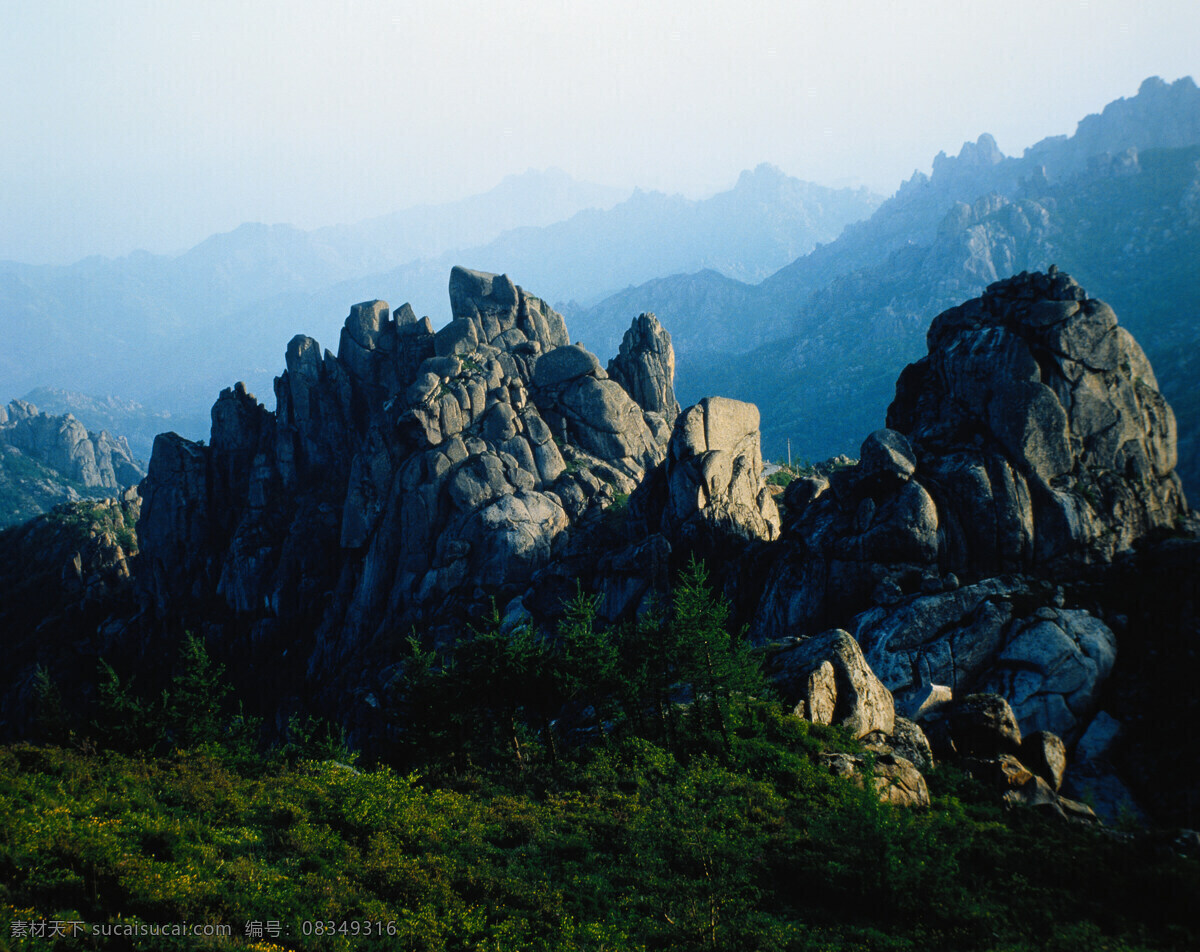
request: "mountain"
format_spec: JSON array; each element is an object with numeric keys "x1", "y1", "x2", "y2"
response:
[
  {"x1": 311, "y1": 167, "x2": 630, "y2": 274},
  {"x1": 566, "y1": 77, "x2": 1200, "y2": 491},
  {"x1": 5, "y1": 266, "x2": 1198, "y2": 831},
  {"x1": 0, "y1": 169, "x2": 627, "y2": 428},
  {"x1": 19, "y1": 387, "x2": 203, "y2": 462},
  {"x1": 0, "y1": 167, "x2": 878, "y2": 441},
  {"x1": 0, "y1": 399, "x2": 144, "y2": 527}
]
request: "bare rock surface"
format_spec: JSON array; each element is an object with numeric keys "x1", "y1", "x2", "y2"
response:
[
  {"x1": 137, "y1": 268, "x2": 676, "y2": 714},
  {"x1": 640, "y1": 396, "x2": 780, "y2": 553},
  {"x1": 767, "y1": 628, "x2": 894, "y2": 739},
  {"x1": 0, "y1": 399, "x2": 145, "y2": 526},
  {"x1": 749, "y1": 271, "x2": 1188, "y2": 784}
]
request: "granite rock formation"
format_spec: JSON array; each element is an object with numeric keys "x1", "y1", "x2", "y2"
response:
[
  {"x1": 752, "y1": 271, "x2": 1188, "y2": 759},
  {"x1": 0, "y1": 400, "x2": 143, "y2": 492},
  {"x1": 138, "y1": 268, "x2": 676, "y2": 713},
  {"x1": 0, "y1": 400, "x2": 145, "y2": 528}
]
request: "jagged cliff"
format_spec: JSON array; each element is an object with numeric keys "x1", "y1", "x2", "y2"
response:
[
  {"x1": 0, "y1": 400, "x2": 144, "y2": 527},
  {"x1": 138, "y1": 268, "x2": 679, "y2": 718},
  {"x1": 4, "y1": 264, "x2": 1195, "y2": 824}
]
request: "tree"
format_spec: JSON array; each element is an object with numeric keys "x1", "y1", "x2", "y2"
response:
[{"x1": 669, "y1": 557, "x2": 763, "y2": 751}]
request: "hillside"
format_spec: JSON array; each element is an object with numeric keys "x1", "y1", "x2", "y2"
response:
[
  {"x1": 0, "y1": 400, "x2": 144, "y2": 528},
  {"x1": 2, "y1": 266, "x2": 1198, "y2": 949}
]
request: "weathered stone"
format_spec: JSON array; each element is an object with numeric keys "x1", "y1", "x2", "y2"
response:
[
  {"x1": 978, "y1": 609, "x2": 1117, "y2": 742},
  {"x1": 907, "y1": 683, "x2": 954, "y2": 721},
  {"x1": 947, "y1": 693, "x2": 1022, "y2": 757},
  {"x1": 534, "y1": 344, "x2": 602, "y2": 389},
  {"x1": 1021, "y1": 730, "x2": 1067, "y2": 791},
  {"x1": 449, "y1": 266, "x2": 569, "y2": 352},
  {"x1": 886, "y1": 270, "x2": 1186, "y2": 572},
  {"x1": 769, "y1": 629, "x2": 894, "y2": 739},
  {"x1": 652, "y1": 396, "x2": 780, "y2": 550},
  {"x1": 420, "y1": 355, "x2": 462, "y2": 380},
  {"x1": 859, "y1": 429, "x2": 916, "y2": 482},
  {"x1": 820, "y1": 751, "x2": 930, "y2": 808},
  {"x1": 607, "y1": 312, "x2": 680, "y2": 426},
  {"x1": 889, "y1": 716, "x2": 935, "y2": 772},
  {"x1": 434, "y1": 317, "x2": 479, "y2": 357},
  {"x1": 1075, "y1": 710, "x2": 1123, "y2": 763}
]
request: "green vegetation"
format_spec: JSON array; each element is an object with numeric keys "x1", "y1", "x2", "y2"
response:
[
  {"x1": 40, "y1": 498, "x2": 138, "y2": 554},
  {"x1": 2, "y1": 566, "x2": 1197, "y2": 951},
  {"x1": 0, "y1": 447, "x2": 97, "y2": 529}
]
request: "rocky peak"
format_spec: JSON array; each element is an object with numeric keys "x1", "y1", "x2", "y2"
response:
[
  {"x1": 138, "y1": 269, "x2": 680, "y2": 712},
  {"x1": 751, "y1": 270, "x2": 1187, "y2": 750},
  {"x1": 606, "y1": 312, "x2": 680, "y2": 428},
  {"x1": 448, "y1": 265, "x2": 570, "y2": 354},
  {"x1": 0, "y1": 399, "x2": 144, "y2": 494},
  {"x1": 888, "y1": 268, "x2": 1185, "y2": 570}
]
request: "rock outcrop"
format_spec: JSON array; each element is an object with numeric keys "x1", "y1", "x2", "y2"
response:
[
  {"x1": 756, "y1": 271, "x2": 1185, "y2": 642},
  {"x1": 751, "y1": 270, "x2": 1189, "y2": 789},
  {"x1": 635, "y1": 396, "x2": 780, "y2": 553},
  {"x1": 748, "y1": 271, "x2": 1190, "y2": 811},
  {"x1": 0, "y1": 400, "x2": 145, "y2": 529},
  {"x1": 606, "y1": 312, "x2": 680, "y2": 427},
  {"x1": 767, "y1": 628, "x2": 894, "y2": 739},
  {"x1": 0, "y1": 400, "x2": 143, "y2": 491},
  {"x1": 887, "y1": 266, "x2": 1184, "y2": 572},
  {"x1": 138, "y1": 268, "x2": 677, "y2": 714},
  {"x1": 854, "y1": 578, "x2": 1117, "y2": 742}
]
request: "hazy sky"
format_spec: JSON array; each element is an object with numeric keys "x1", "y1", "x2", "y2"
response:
[{"x1": 3, "y1": 0, "x2": 1197, "y2": 264}]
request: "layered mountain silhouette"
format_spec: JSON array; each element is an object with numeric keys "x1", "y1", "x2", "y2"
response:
[
  {"x1": 1, "y1": 167, "x2": 877, "y2": 440},
  {"x1": 566, "y1": 77, "x2": 1200, "y2": 492}
]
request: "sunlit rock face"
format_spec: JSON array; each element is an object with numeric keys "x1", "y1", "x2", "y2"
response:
[
  {"x1": 886, "y1": 266, "x2": 1185, "y2": 573},
  {"x1": 138, "y1": 267, "x2": 675, "y2": 697},
  {"x1": 750, "y1": 270, "x2": 1187, "y2": 744}
]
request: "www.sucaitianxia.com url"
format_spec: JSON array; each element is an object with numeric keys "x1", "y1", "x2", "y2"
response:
[{"x1": 10, "y1": 919, "x2": 234, "y2": 939}]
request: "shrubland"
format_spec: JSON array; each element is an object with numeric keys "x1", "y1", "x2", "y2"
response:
[{"x1": 2, "y1": 562, "x2": 1197, "y2": 951}]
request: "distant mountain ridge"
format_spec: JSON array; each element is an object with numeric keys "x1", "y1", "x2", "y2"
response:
[
  {"x1": 565, "y1": 76, "x2": 1200, "y2": 491},
  {"x1": 1, "y1": 166, "x2": 879, "y2": 436}
]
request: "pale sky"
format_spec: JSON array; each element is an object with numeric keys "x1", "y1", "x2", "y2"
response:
[{"x1": 3, "y1": 0, "x2": 1197, "y2": 263}]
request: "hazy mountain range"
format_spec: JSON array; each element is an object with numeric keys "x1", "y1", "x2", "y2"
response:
[
  {"x1": 4, "y1": 75, "x2": 1199, "y2": 510},
  {"x1": 565, "y1": 76, "x2": 1200, "y2": 491},
  {"x1": 0, "y1": 165, "x2": 880, "y2": 439}
]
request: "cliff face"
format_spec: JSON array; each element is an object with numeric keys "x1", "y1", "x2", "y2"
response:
[
  {"x1": 750, "y1": 270, "x2": 1189, "y2": 752},
  {"x1": 138, "y1": 267, "x2": 678, "y2": 709},
  {"x1": 0, "y1": 401, "x2": 144, "y2": 527}
]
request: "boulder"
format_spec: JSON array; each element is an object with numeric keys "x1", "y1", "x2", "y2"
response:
[
  {"x1": 887, "y1": 716, "x2": 935, "y2": 772},
  {"x1": 977, "y1": 609, "x2": 1117, "y2": 742},
  {"x1": 1074, "y1": 710, "x2": 1123, "y2": 763},
  {"x1": 652, "y1": 396, "x2": 780, "y2": 549},
  {"x1": 820, "y1": 751, "x2": 930, "y2": 808},
  {"x1": 945, "y1": 693, "x2": 1022, "y2": 757},
  {"x1": 534, "y1": 344, "x2": 602, "y2": 389},
  {"x1": 856, "y1": 580, "x2": 1117, "y2": 743},
  {"x1": 767, "y1": 629, "x2": 894, "y2": 739},
  {"x1": 1021, "y1": 730, "x2": 1067, "y2": 791}
]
